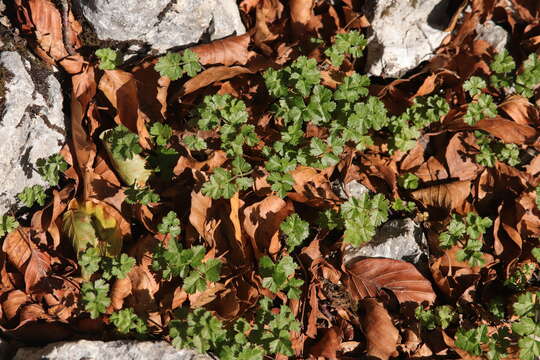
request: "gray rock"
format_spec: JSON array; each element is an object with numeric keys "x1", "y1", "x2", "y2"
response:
[
  {"x1": 0, "y1": 51, "x2": 65, "y2": 214},
  {"x1": 77, "y1": 0, "x2": 246, "y2": 52},
  {"x1": 364, "y1": 0, "x2": 450, "y2": 78},
  {"x1": 475, "y1": 20, "x2": 508, "y2": 53},
  {"x1": 345, "y1": 180, "x2": 369, "y2": 199},
  {"x1": 13, "y1": 340, "x2": 211, "y2": 360},
  {"x1": 343, "y1": 218, "x2": 428, "y2": 266}
]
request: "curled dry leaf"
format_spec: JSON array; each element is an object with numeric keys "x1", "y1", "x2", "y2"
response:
[
  {"x1": 445, "y1": 133, "x2": 483, "y2": 181},
  {"x1": 499, "y1": 95, "x2": 540, "y2": 126},
  {"x1": 174, "y1": 66, "x2": 255, "y2": 99},
  {"x1": 15, "y1": 0, "x2": 82, "y2": 64},
  {"x1": 359, "y1": 298, "x2": 399, "y2": 360},
  {"x1": 475, "y1": 117, "x2": 538, "y2": 145},
  {"x1": 98, "y1": 70, "x2": 152, "y2": 149},
  {"x1": 243, "y1": 196, "x2": 293, "y2": 257},
  {"x1": 2, "y1": 290, "x2": 28, "y2": 321},
  {"x1": 411, "y1": 180, "x2": 471, "y2": 214},
  {"x1": 191, "y1": 34, "x2": 252, "y2": 66},
  {"x1": 2, "y1": 228, "x2": 33, "y2": 273},
  {"x1": 345, "y1": 258, "x2": 436, "y2": 304},
  {"x1": 289, "y1": 166, "x2": 340, "y2": 206},
  {"x1": 70, "y1": 66, "x2": 98, "y2": 192},
  {"x1": 308, "y1": 326, "x2": 343, "y2": 359}
]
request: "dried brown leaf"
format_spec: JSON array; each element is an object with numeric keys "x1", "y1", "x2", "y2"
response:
[
  {"x1": 192, "y1": 34, "x2": 252, "y2": 66},
  {"x1": 345, "y1": 258, "x2": 436, "y2": 304},
  {"x1": 359, "y1": 298, "x2": 399, "y2": 360},
  {"x1": 411, "y1": 181, "x2": 471, "y2": 213}
]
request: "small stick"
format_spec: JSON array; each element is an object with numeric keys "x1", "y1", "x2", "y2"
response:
[{"x1": 60, "y1": 0, "x2": 76, "y2": 56}]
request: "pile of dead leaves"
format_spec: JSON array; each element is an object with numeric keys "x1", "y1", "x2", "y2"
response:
[{"x1": 1, "y1": 0, "x2": 540, "y2": 358}]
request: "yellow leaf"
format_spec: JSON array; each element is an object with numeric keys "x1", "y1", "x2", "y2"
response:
[
  {"x1": 100, "y1": 129, "x2": 151, "y2": 187},
  {"x1": 62, "y1": 199, "x2": 123, "y2": 258}
]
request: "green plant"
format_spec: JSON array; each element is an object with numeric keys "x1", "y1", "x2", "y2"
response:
[
  {"x1": 155, "y1": 50, "x2": 202, "y2": 80},
  {"x1": 505, "y1": 263, "x2": 536, "y2": 291},
  {"x1": 455, "y1": 325, "x2": 489, "y2": 356},
  {"x1": 104, "y1": 125, "x2": 142, "y2": 161},
  {"x1": 515, "y1": 54, "x2": 540, "y2": 98},
  {"x1": 391, "y1": 198, "x2": 416, "y2": 212},
  {"x1": 157, "y1": 211, "x2": 181, "y2": 239},
  {"x1": 36, "y1": 154, "x2": 68, "y2": 186},
  {"x1": 183, "y1": 134, "x2": 207, "y2": 151},
  {"x1": 439, "y1": 212, "x2": 492, "y2": 267},
  {"x1": 512, "y1": 292, "x2": 540, "y2": 360},
  {"x1": 324, "y1": 31, "x2": 367, "y2": 67},
  {"x1": 490, "y1": 50, "x2": 516, "y2": 89},
  {"x1": 79, "y1": 248, "x2": 135, "y2": 281},
  {"x1": 532, "y1": 247, "x2": 540, "y2": 263},
  {"x1": 169, "y1": 297, "x2": 300, "y2": 358},
  {"x1": 464, "y1": 93, "x2": 498, "y2": 125},
  {"x1": 259, "y1": 255, "x2": 304, "y2": 299},
  {"x1": 81, "y1": 279, "x2": 111, "y2": 319},
  {"x1": 340, "y1": 193, "x2": 389, "y2": 246},
  {"x1": 415, "y1": 305, "x2": 456, "y2": 330},
  {"x1": 95, "y1": 48, "x2": 122, "y2": 70},
  {"x1": 79, "y1": 247, "x2": 101, "y2": 279},
  {"x1": 101, "y1": 253, "x2": 136, "y2": 280},
  {"x1": 125, "y1": 185, "x2": 160, "y2": 205},
  {"x1": 398, "y1": 173, "x2": 419, "y2": 190},
  {"x1": 317, "y1": 208, "x2": 343, "y2": 230},
  {"x1": 280, "y1": 214, "x2": 309, "y2": 252},
  {"x1": 202, "y1": 158, "x2": 253, "y2": 199},
  {"x1": 110, "y1": 308, "x2": 147, "y2": 334},
  {"x1": 0, "y1": 215, "x2": 18, "y2": 238},
  {"x1": 463, "y1": 76, "x2": 487, "y2": 97},
  {"x1": 18, "y1": 185, "x2": 47, "y2": 207},
  {"x1": 152, "y1": 241, "x2": 221, "y2": 294},
  {"x1": 150, "y1": 123, "x2": 173, "y2": 147}
]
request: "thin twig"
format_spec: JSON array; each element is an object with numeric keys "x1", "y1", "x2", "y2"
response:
[{"x1": 60, "y1": 0, "x2": 76, "y2": 56}]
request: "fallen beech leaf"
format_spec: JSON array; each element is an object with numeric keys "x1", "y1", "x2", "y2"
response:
[
  {"x1": 411, "y1": 181, "x2": 471, "y2": 213},
  {"x1": 476, "y1": 117, "x2": 538, "y2": 144},
  {"x1": 70, "y1": 66, "x2": 98, "y2": 191},
  {"x1": 445, "y1": 133, "x2": 483, "y2": 181},
  {"x1": 24, "y1": 247, "x2": 51, "y2": 293},
  {"x1": 191, "y1": 34, "x2": 252, "y2": 66},
  {"x1": 16, "y1": 0, "x2": 82, "y2": 64},
  {"x1": 62, "y1": 199, "x2": 123, "y2": 258},
  {"x1": 2, "y1": 290, "x2": 28, "y2": 321},
  {"x1": 98, "y1": 70, "x2": 152, "y2": 149},
  {"x1": 243, "y1": 196, "x2": 293, "y2": 256},
  {"x1": 2, "y1": 228, "x2": 32, "y2": 272},
  {"x1": 345, "y1": 258, "x2": 436, "y2": 304},
  {"x1": 499, "y1": 95, "x2": 540, "y2": 126},
  {"x1": 126, "y1": 266, "x2": 160, "y2": 326},
  {"x1": 176, "y1": 66, "x2": 254, "y2": 98},
  {"x1": 359, "y1": 298, "x2": 399, "y2": 360},
  {"x1": 290, "y1": 0, "x2": 314, "y2": 36},
  {"x1": 308, "y1": 326, "x2": 343, "y2": 359},
  {"x1": 414, "y1": 156, "x2": 449, "y2": 182},
  {"x1": 110, "y1": 276, "x2": 132, "y2": 311}
]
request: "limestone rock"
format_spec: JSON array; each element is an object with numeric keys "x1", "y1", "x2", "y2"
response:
[
  {"x1": 13, "y1": 340, "x2": 211, "y2": 360},
  {"x1": 475, "y1": 20, "x2": 508, "y2": 53},
  {"x1": 0, "y1": 51, "x2": 65, "y2": 214},
  {"x1": 364, "y1": 0, "x2": 451, "y2": 78},
  {"x1": 77, "y1": 0, "x2": 246, "y2": 52},
  {"x1": 343, "y1": 218, "x2": 428, "y2": 266},
  {"x1": 345, "y1": 180, "x2": 370, "y2": 199}
]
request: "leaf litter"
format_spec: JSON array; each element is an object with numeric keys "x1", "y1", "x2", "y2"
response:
[{"x1": 2, "y1": 0, "x2": 540, "y2": 358}]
